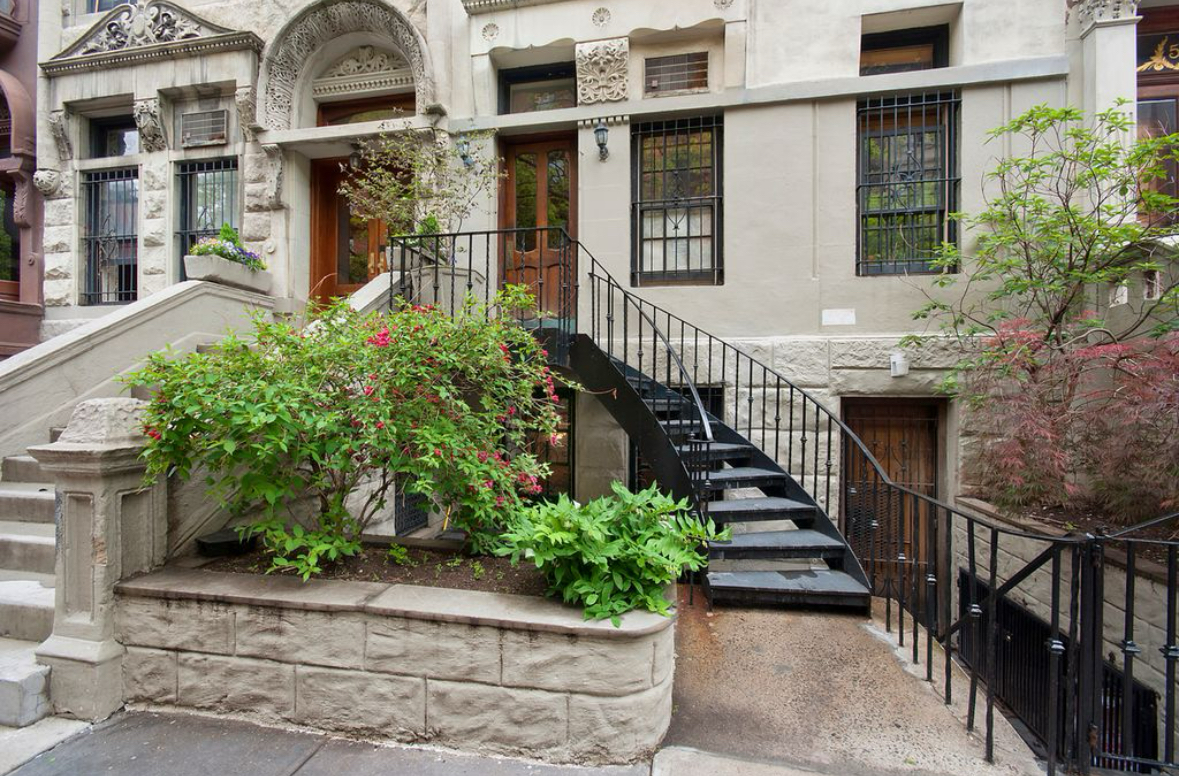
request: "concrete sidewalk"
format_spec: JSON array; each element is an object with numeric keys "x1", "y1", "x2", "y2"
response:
[{"x1": 7, "y1": 712, "x2": 648, "y2": 776}]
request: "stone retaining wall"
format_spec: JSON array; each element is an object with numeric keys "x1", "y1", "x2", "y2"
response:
[{"x1": 114, "y1": 567, "x2": 674, "y2": 764}]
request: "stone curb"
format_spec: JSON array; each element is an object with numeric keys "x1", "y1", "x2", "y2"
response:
[{"x1": 116, "y1": 566, "x2": 675, "y2": 639}]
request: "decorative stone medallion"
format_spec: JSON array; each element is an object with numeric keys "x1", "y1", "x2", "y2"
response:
[
  {"x1": 33, "y1": 170, "x2": 64, "y2": 198},
  {"x1": 714, "y1": 0, "x2": 734, "y2": 8},
  {"x1": 591, "y1": 7, "x2": 610, "y2": 27},
  {"x1": 575, "y1": 37, "x2": 629, "y2": 105},
  {"x1": 481, "y1": 22, "x2": 499, "y2": 41}
]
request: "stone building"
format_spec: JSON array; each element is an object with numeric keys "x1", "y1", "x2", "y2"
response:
[
  {"x1": 0, "y1": 0, "x2": 39, "y2": 354},
  {"x1": 24, "y1": 0, "x2": 1170, "y2": 504}
]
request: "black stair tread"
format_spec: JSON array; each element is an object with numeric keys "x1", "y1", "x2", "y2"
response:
[
  {"x1": 706, "y1": 569, "x2": 870, "y2": 597},
  {"x1": 714, "y1": 529, "x2": 844, "y2": 551},
  {"x1": 675, "y1": 441, "x2": 752, "y2": 456},
  {"x1": 705, "y1": 467, "x2": 787, "y2": 483},
  {"x1": 706, "y1": 497, "x2": 814, "y2": 515}
]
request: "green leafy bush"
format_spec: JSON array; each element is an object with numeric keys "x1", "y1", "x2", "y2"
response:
[
  {"x1": 126, "y1": 288, "x2": 572, "y2": 576},
  {"x1": 498, "y1": 483, "x2": 730, "y2": 625}
]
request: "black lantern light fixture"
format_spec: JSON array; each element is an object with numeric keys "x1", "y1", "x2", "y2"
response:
[
  {"x1": 594, "y1": 120, "x2": 609, "y2": 161},
  {"x1": 348, "y1": 143, "x2": 362, "y2": 169}
]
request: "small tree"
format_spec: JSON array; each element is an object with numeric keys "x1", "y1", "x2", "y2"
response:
[
  {"x1": 912, "y1": 104, "x2": 1179, "y2": 518},
  {"x1": 338, "y1": 126, "x2": 502, "y2": 239}
]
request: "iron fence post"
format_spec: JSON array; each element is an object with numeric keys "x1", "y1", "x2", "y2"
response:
[{"x1": 1076, "y1": 534, "x2": 1105, "y2": 774}]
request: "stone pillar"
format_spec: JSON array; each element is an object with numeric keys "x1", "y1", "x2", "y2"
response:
[
  {"x1": 29, "y1": 399, "x2": 167, "y2": 721},
  {"x1": 1078, "y1": 0, "x2": 1141, "y2": 118}
]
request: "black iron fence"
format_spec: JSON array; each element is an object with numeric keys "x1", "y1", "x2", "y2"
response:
[{"x1": 392, "y1": 226, "x2": 1179, "y2": 774}]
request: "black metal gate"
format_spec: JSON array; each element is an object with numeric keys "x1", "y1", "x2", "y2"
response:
[{"x1": 957, "y1": 570, "x2": 1160, "y2": 772}]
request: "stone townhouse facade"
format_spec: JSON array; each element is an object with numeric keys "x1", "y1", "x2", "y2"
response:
[{"x1": 25, "y1": 0, "x2": 1168, "y2": 504}]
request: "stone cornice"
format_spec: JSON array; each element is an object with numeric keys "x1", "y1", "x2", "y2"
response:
[
  {"x1": 311, "y1": 69, "x2": 414, "y2": 99},
  {"x1": 461, "y1": 0, "x2": 568, "y2": 15},
  {"x1": 41, "y1": 30, "x2": 262, "y2": 76}
]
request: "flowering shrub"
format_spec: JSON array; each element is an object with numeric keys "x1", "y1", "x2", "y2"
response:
[
  {"x1": 126, "y1": 286, "x2": 573, "y2": 576},
  {"x1": 188, "y1": 224, "x2": 266, "y2": 271},
  {"x1": 498, "y1": 483, "x2": 730, "y2": 625}
]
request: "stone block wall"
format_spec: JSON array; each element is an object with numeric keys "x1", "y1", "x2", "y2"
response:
[{"x1": 115, "y1": 567, "x2": 674, "y2": 764}]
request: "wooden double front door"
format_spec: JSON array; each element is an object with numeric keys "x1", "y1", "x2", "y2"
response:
[
  {"x1": 310, "y1": 159, "x2": 387, "y2": 302},
  {"x1": 501, "y1": 137, "x2": 576, "y2": 316}
]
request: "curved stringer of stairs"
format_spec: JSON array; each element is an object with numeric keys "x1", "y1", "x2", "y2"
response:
[{"x1": 570, "y1": 260, "x2": 870, "y2": 613}]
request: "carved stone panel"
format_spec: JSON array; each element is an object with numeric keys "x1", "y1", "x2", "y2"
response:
[
  {"x1": 133, "y1": 98, "x2": 167, "y2": 153},
  {"x1": 576, "y1": 38, "x2": 629, "y2": 105},
  {"x1": 262, "y1": 144, "x2": 283, "y2": 210},
  {"x1": 34, "y1": 170, "x2": 65, "y2": 199},
  {"x1": 1077, "y1": 0, "x2": 1141, "y2": 29},
  {"x1": 48, "y1": 111, "x2": 72, "y2": 162},
  {"x1": 235, "y1": 85, "x2": 257, "y2": 141}
]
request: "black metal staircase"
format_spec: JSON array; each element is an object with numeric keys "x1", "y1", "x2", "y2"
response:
[{"x1": 575, "y1": 254, "x2": 871, "y2": 613}]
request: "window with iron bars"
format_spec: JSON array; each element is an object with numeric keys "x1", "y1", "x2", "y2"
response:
[
  {"x1": 631, "y1": 115, "x2": 723, "y2": 286},
  {"x1": 177, "y1": 158, "x2": 240, "y2": 279},
  {"x1": 81, "y1": 167, "x2": 138, "y2": 306},
  {"x1": 856, "y1": 91, "x2": 960, "y2": 275}
]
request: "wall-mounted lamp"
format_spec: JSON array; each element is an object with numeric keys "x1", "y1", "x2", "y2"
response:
[
  {"x1": 456, "y1": 136, "x2": 474, "y2": 167},
  {"x1": 594, "y1": 121, "x2": 609, "y2": 161},
  {"x1": 348, "y1": 143, "x2": 362, "y2": 169}
]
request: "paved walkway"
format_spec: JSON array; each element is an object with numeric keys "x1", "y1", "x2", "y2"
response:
[{"x1": 7, "y1": 712, "x2": 647, "y2": 776}]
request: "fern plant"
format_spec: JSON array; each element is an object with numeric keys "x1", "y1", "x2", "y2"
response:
[{"x1": 498, "y1": 483, "x2": 730, "y2": 625}]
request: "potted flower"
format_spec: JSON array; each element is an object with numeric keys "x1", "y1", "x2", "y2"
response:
[{"x1": 183, "y1": 224, "x2": 272, "y2": 295}]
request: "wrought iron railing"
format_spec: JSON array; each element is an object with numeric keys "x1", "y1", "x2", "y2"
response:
[{"x1": 386, "y1": 226, "x2": 1179, "y2": 774}]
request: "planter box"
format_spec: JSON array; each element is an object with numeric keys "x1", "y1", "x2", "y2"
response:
[
  {"x1": 184, "y1": 254, "x2": 272, "y2": 295},
  {"x1": 114, "y1": 566, "x2": 674, "y2": 764}
]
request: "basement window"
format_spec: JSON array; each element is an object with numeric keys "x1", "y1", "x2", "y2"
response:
[{"x1": 860, "y1": 26, "x2": 949, "y2": 76}]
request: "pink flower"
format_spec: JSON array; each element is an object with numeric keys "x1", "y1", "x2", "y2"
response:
[
  {"x1": 366, "y1": 327, "x2": 391, "y2": 347},
  {"x1": 145, "y1": 428, "x2": 162, "y2": 441},
  {"x1": 550, "y1": 434, "x2": 559, "y2": 446},
  {"x1": 363, "y1": 386, "x2": 375, "y2": 396},
  {"x1": 434, "y1": 448, "x2": 443, "y2": 456},
  {"x1": 376, "y1": 422, "x2": 385, "y2": 430},
  {"x1": 477, "y1": 451, "x2": 489, "y2": 462},
  {"x1": 496, "y1": 495, "x2": 505, "y2": 507},
  {"x1": 483, "y1": 480, "x2": 494, "y2": 489},
  {"x1": 507, "y1": 406, "x2": 516, "y2": 416}
]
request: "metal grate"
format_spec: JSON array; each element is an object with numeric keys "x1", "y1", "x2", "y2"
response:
[
  {"x1": 180, "y1": 110, "x2": 229, "y2": 148},
  {"x1": 644, "y1": 52, "x2": 709, "y2": 95},
  {"x1": 631, "y1": 115, "x2": 723, "y2": 286},
  {"x1": 177, "y1": 158, "x2": 239, "y2": 279},
  {"x1": 856, "y1": 91, "x2": 960, "y2": 275},
  {"x1": 81, "y1": 167, "x2": 138, "y2": 306}
]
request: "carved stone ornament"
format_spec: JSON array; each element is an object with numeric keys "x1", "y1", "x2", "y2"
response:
[
  {"x1": 262, "y1": 144, "x2": 283, "y2": 210},
  {"x1": 591, "y1": 7, "x2": 610, "y2": 27},
  {"x1": 481, "y1": 23, "x2": 499, "y2": 41},
  {"x1": 311, "y1": 45, "x2": 414, "y2": 101},
  {"x1": 263, "y1": 0, "x2": 435, "y2": 131},
  {"x1": 235, "y1": 84, "x2": 257, "y2": 141},
  {"x1": 714, "y1": 0, "x2": 734, "y2": 8},
  {"x1": 133, "y1": 98, "x2": 167, "y2": 152},
  {"x1": 48, "y1": 111, "x2": 71, "y2": 162},
  {"x1": 45, "y1": 0, "x2": 262, "y2": 76},
  {"x1": 33, "y1": 169, "x2": 64, "y2": 198},
  {"x1": 1076, "y1": 0, "x2": 1141, "y2": 29},
  {"x1": 576, "y1": 38, "x2": 629, "y2": 105}
]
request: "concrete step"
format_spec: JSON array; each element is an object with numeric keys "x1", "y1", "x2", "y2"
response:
[
  {"x1": 0, "y1": 522, "x2": 56, "y2": 576},
  {"x1": 0, "y1": 638, "x2": 51, "y2": 728},
  {"x1": 0, "y1": 484, "x2": 54, "y2": 523},
  {"x1": 0, "y1": 578, "x2": 55, "y2": 642},
  {"x1": 0, "y1": 457, "x2": 47, "y2": 485}
]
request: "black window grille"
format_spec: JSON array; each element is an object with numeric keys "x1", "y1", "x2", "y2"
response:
[
  {"x1": 856, "y1": 91, "x2": 960, "y2": 275},
  {"x1": 177, "y1": 158, "x2": 240, "y2": 279},
  {"x1": 631, "y1": 115, "x2": 723, "y2": 286},
  {"x1": 81, "y1": 167, "x2": 138, "y2": 306}
]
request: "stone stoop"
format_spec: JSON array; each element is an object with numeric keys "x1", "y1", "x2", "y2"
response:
[
  {"x1": 0, "y1": 439, "x2": 59, "y2": 727},
  {"x1": 0, "y1": 638, "x2": 51, "y2": 727}
]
